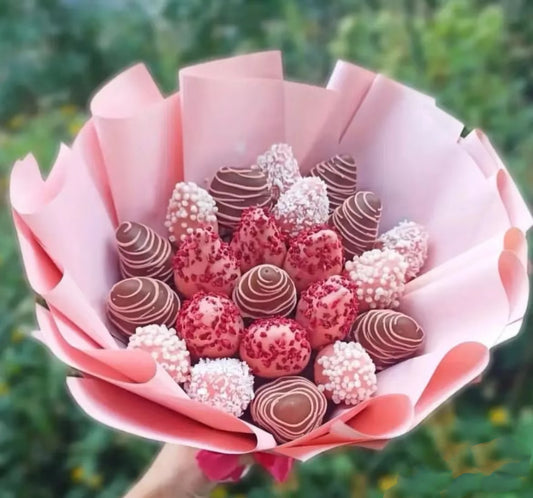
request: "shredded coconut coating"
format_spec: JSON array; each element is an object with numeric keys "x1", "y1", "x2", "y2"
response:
[
  {"x1": 255, "y1": 143, "x2": 301, "y2": 198},
  {"x1": 128, "y1": 324, "x2": 191, "y2": 384},
  {"x1": 345, "y1": 248, "x2": 408, "y2": 311},
  {"x1": 376, "y1": 220, "x2": 429, "y2": 281},
  {"x1": 185, "y1": 358, "x2": 255, "y2": 417},
  {"x1": 273, "y1": 177, "x2": 329, "y2": 235}
]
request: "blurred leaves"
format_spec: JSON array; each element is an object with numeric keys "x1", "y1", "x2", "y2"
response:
[{"x1": 0, "y1": 0, "x2": 532, "y2": 497}]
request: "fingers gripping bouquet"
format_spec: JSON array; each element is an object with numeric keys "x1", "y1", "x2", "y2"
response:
[{"x1": 10, "y1": 51, "x2": 532, "y2": 482}]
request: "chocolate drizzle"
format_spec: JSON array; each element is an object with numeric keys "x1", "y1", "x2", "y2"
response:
[
  {"x1": 310, "y1": 154, "x2": 357, "y2": 211},
  {"x1": 352, "y1": 310, "x2": 424, "y2": 370},
  {"x1": 116, "y1": 221, "x2": 173, "y2": 282},
  {"x1": 251, "y1": 376, "x2": 327, "y2": 443},
  {"x1": 233, "y1": 264, "x2": 296, "y2": 319},
  {"x1": 330, "y1": 191, "x2": 382, "y2": 259},
  {"x1": 209, "y1": 167, "x2": 273, "y2": 231},
  {"x1": 107, "y1": 277, "x2": 181, "y2": 337}
]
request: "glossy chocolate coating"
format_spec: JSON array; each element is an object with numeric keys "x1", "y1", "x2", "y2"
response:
[
  {"x1": 116, "y1": 221, "x2": 173, "y2": 282},
  {"x1": 107, "y1": 277, "x2": 180, "y2": 337},
  {"x1": 330, "y1": 191, "x2": 382, "y2": 259},
  {"x1": 352, "y1": 310, "x2": 424, "y2": 370},
  {"x1": 209, "y1": 167, "x2": 272, "y2": 231},
  {"x1": 250, "y1": 376, "x2": 327, "y2": 442},
  {"x1": 310, "y1": 154, "x2": 357, "y2": 212},
  {"x1": 233, "y1": 265, "x2": 296, "y2": 319}
]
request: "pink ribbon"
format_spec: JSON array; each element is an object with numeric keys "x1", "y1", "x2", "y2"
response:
[{"x1": 196, "y1": 450, "x2": 294, "y2": 483}]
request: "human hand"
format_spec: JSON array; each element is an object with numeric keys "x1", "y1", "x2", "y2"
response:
[{"x1": 124, "y1": 444, "x2": 215, "y2": 498}]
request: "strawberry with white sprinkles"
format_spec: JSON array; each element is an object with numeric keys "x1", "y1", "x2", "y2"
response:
[
  {"x1": 127, "y1": 324, "x2": 191, "y2": 384},
  {"x1": 165, "y1": 181, "x2": 218, "y2": 244},
  {"x1": 314, "y1": 341, "x2": 377, "y2": 405},
  {"x1": 255, "y1": 143, "x2": 301, "y2": 198},
  {"x1": 185, "y1": 358, "x2": 255, "y2": 417},
  {"x1": 273, "y1": 177, "x2": 329, "y2": 236},
  {"x1": 345, "y1": 248, "x2": 408, "y2": 311},
  {"x1": 376, "y1": 220, "x2": 429, "y2": 281}
]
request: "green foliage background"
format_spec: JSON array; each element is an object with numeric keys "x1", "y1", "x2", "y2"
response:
[{"x1": 1, "y1": 0, "x2": 532, "y2": 496}]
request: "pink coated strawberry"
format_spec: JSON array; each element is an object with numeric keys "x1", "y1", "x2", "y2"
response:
[{"x1": 229, "y1": 207, "x2": 287, "y2": 272}]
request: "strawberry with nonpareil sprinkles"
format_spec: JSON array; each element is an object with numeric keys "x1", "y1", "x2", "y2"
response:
[
  {"x1": 230, "y1": 207, "x2": 287, "y2": 273},
  {"x1": 255, "y1": 143, "x2": 301, "y2": 199},
  {"x1": 273, "y1": 177, "x2": 329, "y2": 236},
  {"x1": 376, "y1": 220, "x2": 429, "y2": 281},
  {"x1": 239, "y1": 317, "x2": 312, "y2": 378},
  {"x1": 283, "y1": 225, "x2": 343, "y2": 292},
  {"x1": 345, "y1": 248, "x2": 408, "y2": 311},
  {"x1": 176, "y1": 293, "x2": 244, "y2": 359},
  {"x1": 127, "y1": 324, "x2": 191, "y2": 384},
  {"x1": 295, "y1": 275, "x2": 359, "y2": 349},
  {"x1": 165, "y1": 182, "x2": 218, "y2": 244},
  {"x1": 314, "y1": 341, "x2": 377, "y2": 405},
  {"x1": 173, "y1": 227, "x2": 240, "y2": 298}
]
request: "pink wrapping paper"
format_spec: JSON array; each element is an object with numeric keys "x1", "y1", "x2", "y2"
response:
[{"x1": 10, "y1": 51, "x2": 531, "y2": 463}]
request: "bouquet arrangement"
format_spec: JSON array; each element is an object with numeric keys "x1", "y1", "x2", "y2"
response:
[{"x1": 9, "y1": 51, "x2": 531, "y2": 482}]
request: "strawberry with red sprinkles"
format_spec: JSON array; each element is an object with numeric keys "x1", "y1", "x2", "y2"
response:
[
  {"x1": 283, "y1": 225, "x2": 343, "y2": 292},
  {"x1": 239, "y1": 317, "x2": 312, "y2": 378},
  {"x1": 229, "y1": 207, "x2": 287, "y2": 273},
  {"x1": 176, "y1": 292, "x2": 244, "y2": 359},
  {"x1": 173, "y1": 227, "x2": 241, "y2": 298},
  {"x1": 296, "y1": 275, "x2": 359, "y2": 349}
]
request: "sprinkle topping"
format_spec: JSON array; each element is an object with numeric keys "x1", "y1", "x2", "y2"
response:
[
  {"x1": 240, "y1": 317, "x2": 312, "y2": 378},
  {"x1": 172, "y1": 227, "x2": 241, "y2": 298},
  {"x1": 283, "y1": 225, "x2": 343, "y2": 292},
  {"x1": 315, "y1": 341, "x2": 377, "y2": 405},
  {"x1": 229, "y1": 207, "x2": 287, "y2": 272},
  {"x1": 255, "y1": 143, "x2": 301, "y2": 198},
  {"x1": 295, "y1": 275, "x2": 359, "y2": 349},
  {"x1": 345, "y1": 248, "x2": 408, "y2": 311},
  {"x1": 376, "y1": 220, "x2": 429, "y2": 281},
  {"x1": 273, "y1": 177, "x2": 329, "y2": 236},
  {"x1": 176, "y1": 292, "x2": 244, "y2": 358},
  {"x1": 165, "y1": 182, "x2": 218, "y2": 243},
  {"x1": 128, "y1": 324, "x2": 191, "y2": 384},
  {"x1": 185, "y1": 358, "x2": 255, "y2": 417}
]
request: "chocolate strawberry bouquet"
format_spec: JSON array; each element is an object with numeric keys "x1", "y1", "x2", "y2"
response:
[
  {"x1": 10, "y1": 52, "x2": 531, "y2": 480},
  {"x1": 107, "y1": 145, "x2": 427, "y2": 441}
]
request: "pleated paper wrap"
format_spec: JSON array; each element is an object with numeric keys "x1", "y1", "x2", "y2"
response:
[{"x1": 10, "y1": 52, "x2": 531, "y2": 463}]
